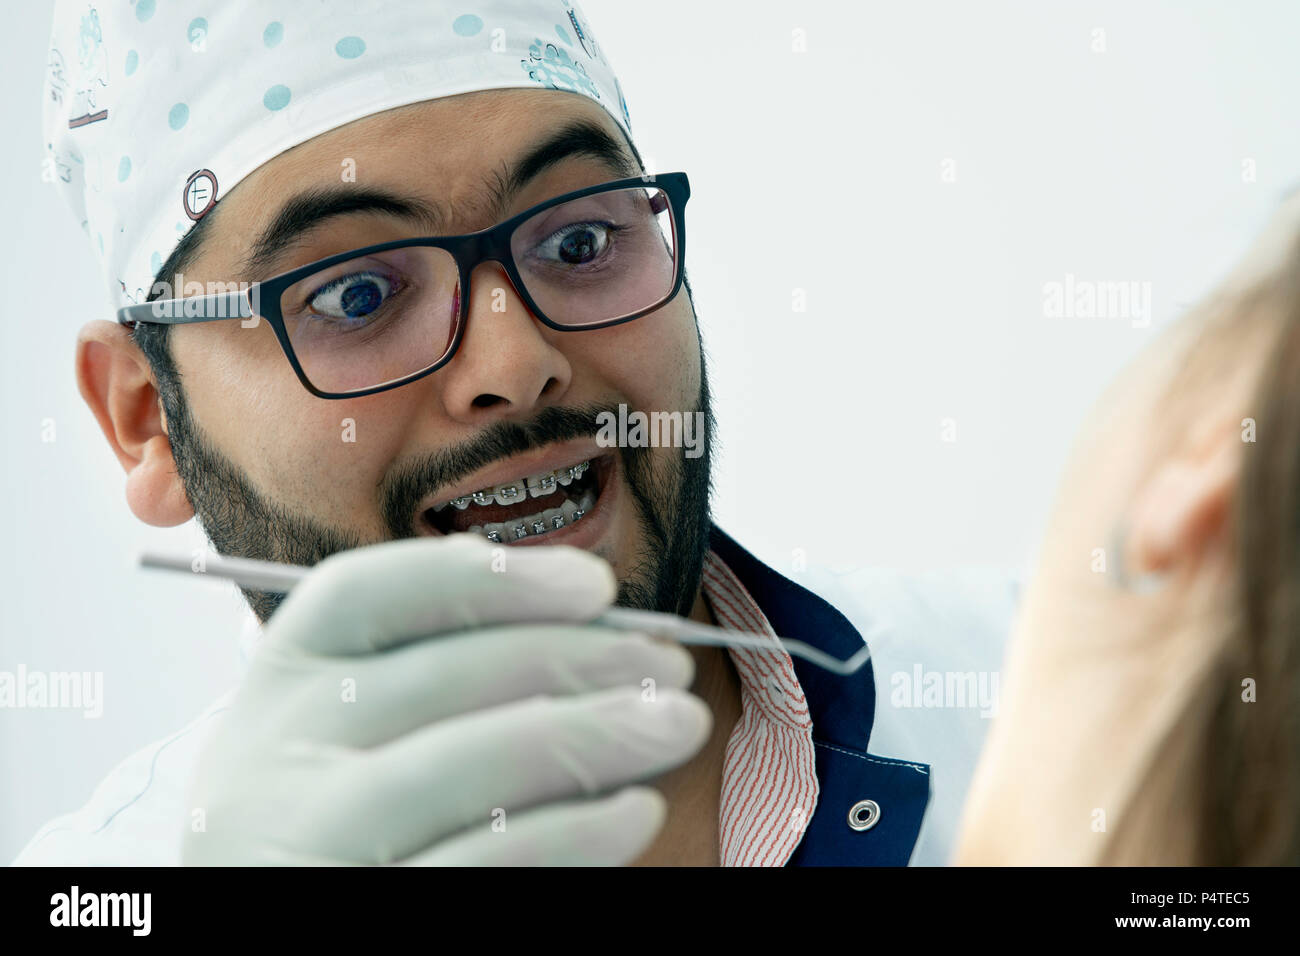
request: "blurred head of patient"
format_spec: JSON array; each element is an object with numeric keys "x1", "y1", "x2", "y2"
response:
[
  {"x1": 954, "y1": 190, "x2": 1300, "y2": 866},
  {"x1": 74, "y1": 86, "x2": 711, "y2": 626}
]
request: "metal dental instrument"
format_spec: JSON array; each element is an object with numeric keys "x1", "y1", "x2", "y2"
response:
[{"x1": 138, "y1": 550, "x2": 872, "y2": 675}]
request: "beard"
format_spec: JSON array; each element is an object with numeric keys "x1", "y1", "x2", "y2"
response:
[{"x1": 157, "y1": 357, "x2": 716, "y2": 626}]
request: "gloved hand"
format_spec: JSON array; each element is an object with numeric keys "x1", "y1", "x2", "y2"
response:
[{"x1": 181, "y1": 534, "x2": 710, "y2": 865}]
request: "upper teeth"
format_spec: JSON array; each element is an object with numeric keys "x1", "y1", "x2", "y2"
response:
[{"x1": 436, "y1": 461, "x2": 590, "y2": 512}]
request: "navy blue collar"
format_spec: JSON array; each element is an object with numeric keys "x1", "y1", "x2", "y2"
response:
[
  {"x1": 708, "y1": 524, "x2": 876, "y2": 746},
  {"x1": 708, "y1": 524, "x2": 931, "y2": 866}
]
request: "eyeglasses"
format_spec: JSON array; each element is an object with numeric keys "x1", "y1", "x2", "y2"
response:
[{"x1": 118, "y1": 172, "x2": 691, "y2": 399}]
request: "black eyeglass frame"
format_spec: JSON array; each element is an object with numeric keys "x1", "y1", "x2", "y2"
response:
[{"x1": 117, "y1": 171, "x2": 691, "y2": 399}]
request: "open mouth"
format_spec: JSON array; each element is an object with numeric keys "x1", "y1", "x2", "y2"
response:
[{"x1": 422, "y1": 455, "x2": 607, "y2": 543}]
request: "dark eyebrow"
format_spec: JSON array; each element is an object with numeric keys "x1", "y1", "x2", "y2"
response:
[{"x1": 237, "y1": 119, "x2": 641, "y2": 280}]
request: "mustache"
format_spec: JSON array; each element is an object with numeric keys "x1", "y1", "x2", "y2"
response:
[{"x1": 379, "y1": 402, "x2": 620, "y2": 536}]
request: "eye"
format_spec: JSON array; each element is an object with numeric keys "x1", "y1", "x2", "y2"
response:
[
  {"x1": 307, "y1": 270, "x2": 398, "y2": 325},
  {"x1": 533, "y1": 221, "x2": 620, "y2": 266}
]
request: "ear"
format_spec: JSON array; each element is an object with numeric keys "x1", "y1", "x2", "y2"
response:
[
  {"x1": 1125, "y1": 416, "x2": 1241, "y2": 579},
  {"x1": 75, "y1": 320, "x2": 194, "y2": 527}
]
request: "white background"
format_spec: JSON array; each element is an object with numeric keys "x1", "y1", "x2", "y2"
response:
[{"x1": 3, "y1": 0, "x2": 1299, "y2": 861}]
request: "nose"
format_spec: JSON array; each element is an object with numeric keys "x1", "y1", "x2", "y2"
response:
[{"x1": 434, "y1": 260, "x2": 573, "y2": 424}]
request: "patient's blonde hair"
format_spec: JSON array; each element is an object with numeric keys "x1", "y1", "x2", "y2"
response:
[{"x1": 1099, "y1": 190, "x2": 1300, "y2": 865}]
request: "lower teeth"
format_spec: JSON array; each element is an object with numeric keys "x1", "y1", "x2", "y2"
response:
[{"x1": 472, "y1": 488, "x2": 596, "y2": 543}]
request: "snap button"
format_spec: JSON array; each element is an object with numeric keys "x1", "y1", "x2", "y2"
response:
[{"x1": 847, "y1": 799, "x2": 881, "y2": 832}]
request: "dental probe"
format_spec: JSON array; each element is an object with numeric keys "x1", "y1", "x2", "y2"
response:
[{"x1": 138, "y1": 550, "x2": 872, "y2": 675}]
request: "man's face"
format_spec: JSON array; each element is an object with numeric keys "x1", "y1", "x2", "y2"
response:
[{"x1": 153, "y1": 89, "x2": 712, "y2": 621}]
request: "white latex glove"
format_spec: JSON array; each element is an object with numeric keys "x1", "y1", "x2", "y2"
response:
[{"x1": 181, "y1": 535, "x2": 710, "y2": 865}]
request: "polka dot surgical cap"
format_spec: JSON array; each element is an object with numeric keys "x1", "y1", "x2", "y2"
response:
[{"x1": 41, "y1": 1, "x2": 633, "y2": 312}]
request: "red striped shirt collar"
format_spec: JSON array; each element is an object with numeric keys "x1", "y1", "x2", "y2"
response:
[{"x1": 702, "y1": 549, "x2": 820, "y2": 866}]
